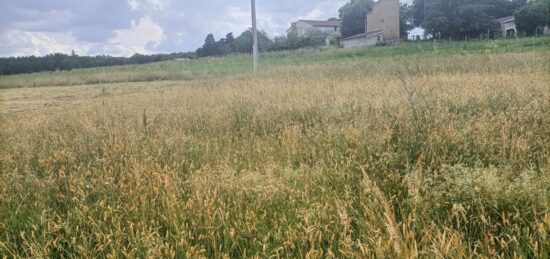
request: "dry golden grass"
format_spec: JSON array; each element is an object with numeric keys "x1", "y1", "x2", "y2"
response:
[{"x1": 1, "y1": 49, "x2": 550, "y2": 257}]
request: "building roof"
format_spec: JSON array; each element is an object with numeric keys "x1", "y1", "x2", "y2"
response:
[
  {"x1": 497, "y1": 16, "x2": 515, "y2": 24},
  {"x1": 298, "y1": 19, "x2": 342, "y2": 27},
  {"x1": 342, "y1": 30, "x2": 383, "y2": 40}
]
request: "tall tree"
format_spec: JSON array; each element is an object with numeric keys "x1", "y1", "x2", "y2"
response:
[
  {"x1": 197, "y1": 34, "x2": 218, "y2": 57},
  {"x1": 234, "y1": 29, "x2": 272, "y2": 53},
  {"x1": 339, "y1": 0, "x2": 375, "y2": 38},
  {"x1": 411, "y1": 0, "x2": 524, "y2": 39},
  {"x1": 225, "y1": 33, "x2": 235, "y2": 53},
  {"x1": 217, "y1": 33, "x2": 236, "y2": 55},
  {"x1": 400, "y1": 4, "x2": 414, "y2": 39},
  {"x1": 515, "y1": 0, "x2": 550, "y2": 35},
  {"x1": 411, "y1": 0, "x2": 426, "y2": 28}
]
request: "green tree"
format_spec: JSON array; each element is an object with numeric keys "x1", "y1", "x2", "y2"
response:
[
  {"x1": 0, "y1": 52, "x2": 198, "y2": 76},
  {"x1": 224, "y1": 33, "x2": 235, "y2": 53},
  {"x1": 269, "y1": 33, "x2": 327, "y2": 51},
  {"x1": 197, "y1": 34, "x2": 219, "y2": 57},
  {"x1": 339, "y1": 0, "x2": 375, "y2": 38},
  {"x1": 411, "y1": 0, "x2": 426, "y2": 28},
  {"x1": 400, "y1": 4, "x2": 414, "y2": 39},
  {"x1": 501, "y1": 0, "x2": 528, "y2": 17},
  {"x1": 234, "y1": 29, "x2": 272, "y2": 53},
  {"x1": 515, "y1": 0, "x2": 550, "y2": 36},
  {"x1": 216, "y1": 33, "x2": 235, "y2": 55},
  {"x1": 411, "y1": 0, "x2": 520, "y2": 39}
]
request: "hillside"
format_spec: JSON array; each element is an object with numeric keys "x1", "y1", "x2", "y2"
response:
[
  {"x1": 1, "y1": 37, "x2": 548, "y2": 89},
  {"x1": 1, "y1": 38, "x2": 550, "y2": 257}
]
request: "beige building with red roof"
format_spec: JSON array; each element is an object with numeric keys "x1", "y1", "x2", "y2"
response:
[
  {"x1": 342, "y1": 0, "x2": 400, "y2": 48},
  {"x1": 287, "y1": 19, "x2": 342, "y2": 37}
]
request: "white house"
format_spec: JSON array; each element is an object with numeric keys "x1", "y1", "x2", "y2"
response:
[
  {"x1": 342, "y1": 31, "x2": 384, "y2": 48},
  {"x1": 408, "y1": 27, "x2": 425, "y2": 40}
]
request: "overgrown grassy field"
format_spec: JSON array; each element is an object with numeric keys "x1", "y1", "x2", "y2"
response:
[
  {"x1": 1, "y1": 38, "x2": 550, "y2": 257},
  {"x1": 1, "y1": 37, "x2": 548, "y2": 89}
]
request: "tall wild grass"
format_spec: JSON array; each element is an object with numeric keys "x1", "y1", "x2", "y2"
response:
[{"x1": 0, "y1": 47, "x2": 550, "y2": 257}]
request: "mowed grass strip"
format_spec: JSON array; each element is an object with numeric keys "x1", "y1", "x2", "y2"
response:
[
  {"x1": 0, "y1": 36, "x2": 548, "y2": 89},
  {"x1": 0, "y1": 40, "x2": 550, "y2": 257}
]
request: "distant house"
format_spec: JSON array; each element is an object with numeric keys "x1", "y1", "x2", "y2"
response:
[
  {"x1": 287, "y1": 19, "x2": 342, "y2": 37},
  {"x1": 408, "y1": 27, "x2": 425, "y2": 41},
  {"x1": 497, "y1": 16, "x2": 550, "y2": 37},
  {"x1": 340, "y1": 31, "x2": 384, "y2": 48},
  {"x1": 497, "y1": 16, "x2": 517, "y2": 37},
  {"x1": 342, "y1": 0, "x2": 400, "y2": 48}
]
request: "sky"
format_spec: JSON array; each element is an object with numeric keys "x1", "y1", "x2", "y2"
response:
[{"x1": 0, "y1": 0, "x2": 412, "y2": 57}]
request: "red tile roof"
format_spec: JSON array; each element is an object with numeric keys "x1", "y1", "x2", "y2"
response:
[{"x1": 298, "y1": 20, "x2": 342, "y2": 27}]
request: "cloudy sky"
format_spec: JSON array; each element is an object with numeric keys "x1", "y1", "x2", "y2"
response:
[{"x1": 0, "y1": 0, "x2": 410, "y2": 57}]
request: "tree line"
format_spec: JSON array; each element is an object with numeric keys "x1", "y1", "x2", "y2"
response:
[
  {"x1": 515, "y1": 0, "x2": 550, "y2": 35},
  {"x1": 0, "y1": 51, "x2": 196, "y2": 75},
  {"x1": 409, "y1": 0, "x2": 549, "y2": 39},
  {"x1": 195, "y1": 29, "x2": 329, "y2": 57},
  {"x1": 0, "y1": 51, "x2": 197, "y2": 76}
]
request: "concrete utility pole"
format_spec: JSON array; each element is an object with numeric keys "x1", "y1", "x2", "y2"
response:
[{"x1": 251, "y1": 0, "x2": 259, "y2": 71}]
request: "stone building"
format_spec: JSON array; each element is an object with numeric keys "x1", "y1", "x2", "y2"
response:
[
  {"x1": 287, "y1": 19, "x2": 342, "y2": 37},
  {"x1": 342, "y1": 0, "x2": 400, "y2": 48},
  {"x1": 497, "y1": 16, "x2": 517, "y2": 37},
  {"x1": 496, "y1": 16, "x2": 550, "y2": 37}
]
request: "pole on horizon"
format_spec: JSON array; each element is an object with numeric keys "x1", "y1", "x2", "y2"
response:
[
  {"x1": 424, "y1": 0, "x2": 428, "y2": 39},
  {"x1": 251, "y1": 0, "x2": 259, "y2": 71}
]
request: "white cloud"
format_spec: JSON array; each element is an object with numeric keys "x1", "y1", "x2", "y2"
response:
[
  {"x1": 128, "y1": 0, "x2": 140, "y2": 11},
  {"x1": 127, "y1": 0, "x2": 166, "y2": 11},
  {"x1": 146, "y1": 0, "x2": 167, "y2": 10},
  {"x1": 257, "y1": 12, "x2": 285, "y2": 37},
  {"x1": 0, "y1": 29, "x2": 88, "y2": 56},
  {"x1": 227, "y1": 6, "x2": 249, "y2": 20},
  {"x1": 108, "y1": 17, "x2": 166, "y2": 56},
  {"x1": 302, "y1": 8, "x2": 324, "y2": 20},
  {"x1": 297, "y1": 0, "x2": 346, "y2": 20},
  {"x1": 0, "y1": 16, "x2": 167, "y2": 57}
]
